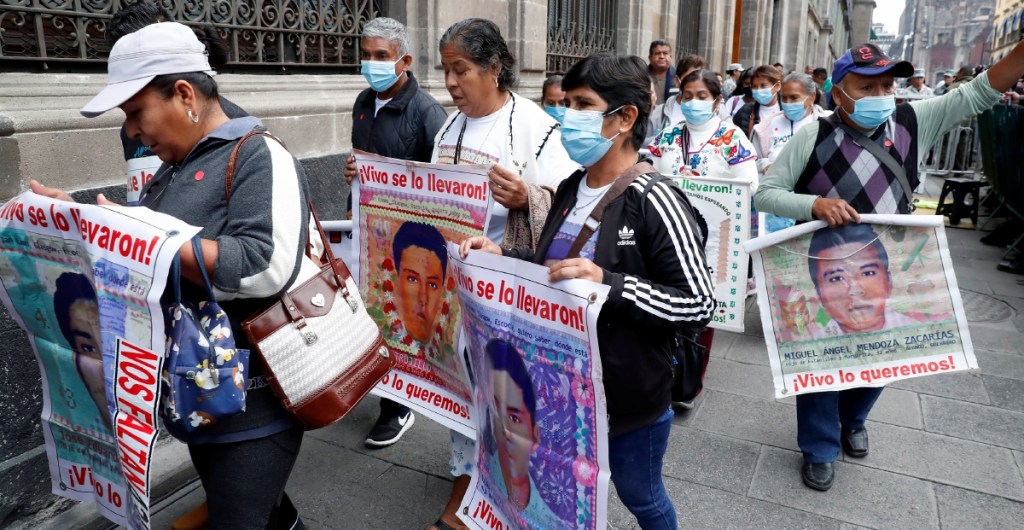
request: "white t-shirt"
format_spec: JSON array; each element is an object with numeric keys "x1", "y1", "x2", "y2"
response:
[
  {"x1": 757, "y1": 101, "x2": 780, "y2": 125},
  {"x1": 433, "y1": 98, "x2": 574, "y2": 243},
  {"x1": 433, "y1": 106, "x2": 509, "y2": 241},
  {"x1": 374, "y1": 97, "x2": 392, "y2": 116},
  {"x1": 764, "y1": 112, "x2": 814, "y2": 164},
  {"x1": 721, "y1": 95, "x2": 746, "y2": 118}
]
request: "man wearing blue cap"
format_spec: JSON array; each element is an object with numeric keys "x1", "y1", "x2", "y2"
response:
[{"x1": 754, "y1": 41, "x2": 1024, "y2": 491}]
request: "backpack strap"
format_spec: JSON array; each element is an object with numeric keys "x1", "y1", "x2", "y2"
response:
[
  {"x1": 566, "y1": 161, "x2": 657, "y2": 259},
  {"x1": 225, "y1": 130, "x2": 287, "y2": 205},
  {"x1": 637, "y1": 172, "x2": 709, "y2": 248}
]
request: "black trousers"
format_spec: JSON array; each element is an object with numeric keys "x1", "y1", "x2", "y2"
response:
[{"x1": 188, "y1": 427, "x2": 304, "y2": 529}]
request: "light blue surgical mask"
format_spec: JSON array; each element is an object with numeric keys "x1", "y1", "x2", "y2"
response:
[
  {"x1": 838, "y1": 86, "x2": 896, "y2": 129},
  {"x1": 752, "y1": 84, "x2": 778, "y2": 105},
  {"x1": 361, "y1": 59, "x2": 402, "y2": 92},
  {"x1": 544, "y1": 105, "x2": 565, "y2": 122},
  {"x1": 781, "y1": 99, "x2": 809, "y2": 121},
  {"x1": 681, "y1": 99, "x2": 716, "y2": 126},
  {"x1": 560, "y1": 106, "x2": 623, "y2": 167}
]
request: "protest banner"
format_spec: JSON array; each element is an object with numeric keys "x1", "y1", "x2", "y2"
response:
[
  {"x1": 352, "y1": 151, "x2": 491, "y2": 436},
  {"x1": 0, "y1": 192, "x2": 198, "y2": 529},
  {"x1": 125, "y1": 155, "x2": 162, "y2": 206},
  {"x1": 451, "y1": 246, "x2": 611, "y2": 530},
  {"x1": 671, "y1": 174, "x2": 752, "y2": 332},
  {"x1": 743, "y1": 214, "x2": 977, "y2": 398}
]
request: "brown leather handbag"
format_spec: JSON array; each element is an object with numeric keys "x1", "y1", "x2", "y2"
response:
[{"x1": 230, "y1": 131, "x2": 394, "y2": 430}]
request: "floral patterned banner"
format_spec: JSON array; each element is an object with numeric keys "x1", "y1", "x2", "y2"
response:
[
  {"x1": 352, "y1": 151, "x2": 491, "y2": 436},
  {"x1": 451, "y1": 247, "x2": 610, "y2": 530}
]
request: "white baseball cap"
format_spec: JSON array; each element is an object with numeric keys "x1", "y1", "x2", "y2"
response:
[
  {"x1": 81, "y1": 22, "x2": 216, "y2": 118},
  {"x1": 912, "y1": 68, "x2": 926, "y2": 78},
  {"x1": 727, "y1": 63, "x2": 744, "y2": 72}
]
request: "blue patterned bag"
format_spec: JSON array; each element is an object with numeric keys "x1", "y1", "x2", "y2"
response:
[{"x1": 161, "y1": 237, "x2": 249, "y2": 434}]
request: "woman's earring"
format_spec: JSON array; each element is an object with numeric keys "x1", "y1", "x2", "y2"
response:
[
  {"x1": 495, "y1": 76, "x2": 499, "y2": 88},
  {"x1": 187, "y1": 109, "x2": 200, "y2": 124}
]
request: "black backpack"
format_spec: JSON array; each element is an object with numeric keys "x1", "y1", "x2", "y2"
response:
[{"x1": 634, "y1": 171, "x2": 712, "y2": 405}]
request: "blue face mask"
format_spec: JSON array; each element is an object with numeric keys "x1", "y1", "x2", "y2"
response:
[
  {"x1": 361, "y1": 59, "x2": 402, "y2": 92},
  {"x1": 752, "y1": 84, "x2": 778, "y2": 105},
  {"x1": 560, "y1": 106, "x2": 623, "y2": 167},
  {"x1": 838, "y1": 86, "x2": 896, "y2": 129},
  {"x1": 781, "y1": 99, "x2": 809, "y2": 121},
  {"x1": 681, "y1": 99, "x2": 716, "y2": 126},
  {"x1": 544, "y1": 105, "x2": 565, "y2": 122}
]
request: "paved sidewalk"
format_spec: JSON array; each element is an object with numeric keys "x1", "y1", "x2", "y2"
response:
[{"x1": 145, "y1": 225, "x2": 1024, "y2": 530}]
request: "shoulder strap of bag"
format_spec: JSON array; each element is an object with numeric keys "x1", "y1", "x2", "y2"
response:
[
  {"x1": 225, "y1": 130, "x2": 288, "y2": 205},
  {"x1": 566, "y1": 161, "x2": 657, "y2": 259},
  {"x1": 221, "y1": 131, "x2": 356, "y2": 301},
  {"x1": 831, "y1": 116, "x2": 913, "y2": 207}
]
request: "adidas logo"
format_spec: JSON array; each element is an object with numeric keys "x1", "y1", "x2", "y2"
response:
[{"x1": 617, "y1": 226, "x2": 636, "y2": 246}]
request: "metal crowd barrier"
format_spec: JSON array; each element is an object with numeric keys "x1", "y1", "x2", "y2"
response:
[{"x1": 917, "y1": 120, "x2": 982, "y2": 196}]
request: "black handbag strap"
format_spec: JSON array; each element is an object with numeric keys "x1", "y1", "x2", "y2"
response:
[
  {"x1": 566, "y1": 161, "x2": 658, "y2": 259},
  {"x1": 832, "y1": 116, "x2": 913, "y2": 208}
]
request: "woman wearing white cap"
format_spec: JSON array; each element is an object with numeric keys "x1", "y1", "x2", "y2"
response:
[{"x1": 33, "y1": 21, "x2": 309, "y2": 529}]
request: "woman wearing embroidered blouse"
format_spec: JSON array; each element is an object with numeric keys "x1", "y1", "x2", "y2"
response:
[
  {"x1": 648, "y1": 70, "x2": 758, "y2": 184},
  {"x1": 461, "y1": 53, "x2": 715, "y2": 530},
  {"x1": 430, "y1": 17, "x2": 577, "y2": 530}
]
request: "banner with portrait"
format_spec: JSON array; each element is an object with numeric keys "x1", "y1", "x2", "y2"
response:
[
  {"x1": 743, "y1": 214, "x2": 977, "y2": 398},
  {"x1": 450, "y1": 247, "x2": 611, "y2": 530},
  {"x1": 0, "y1": 192, "x2": 198, "y2": 529},
  {"x1": 670, "y1": 174, "x2": 752, "y2": 332},
  {"x1": 352, "y1": 151, "x2": 491, "y2": 436}
]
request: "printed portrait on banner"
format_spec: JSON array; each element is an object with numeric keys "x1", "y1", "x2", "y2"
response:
[
  {"x1": 0, "y1": 193, "x2": 197, "y2": 530},
  {"x1": 353, "y1": 151, "x2": 491, "y2": 434},
  {"x1": 453, "y1": 249, "x2": 610, "y2": 530},
  {"x1": 745, "y1": 215, "x2": 977, "y2": 398}
]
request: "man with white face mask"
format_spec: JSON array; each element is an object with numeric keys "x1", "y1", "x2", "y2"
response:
[
  {"x1": 342, "y1": 17, "x2": 448, "y2": 447},
  {"x1": 755, "y1": 41, "x2": 1024, "y2": 492}
]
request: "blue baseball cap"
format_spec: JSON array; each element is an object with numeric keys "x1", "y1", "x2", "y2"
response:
[{"x1": 831, "y1": 43, "x2": 914, "y2": 86}]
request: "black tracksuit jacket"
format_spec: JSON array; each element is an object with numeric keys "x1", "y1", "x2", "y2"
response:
[{"x1": 506, "y1": 168, "x2": 716, "y2": 437}]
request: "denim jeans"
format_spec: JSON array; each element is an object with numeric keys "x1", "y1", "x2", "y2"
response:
[
  {"x1": 608, "y1": 407, "x2": 677, "y2": 530},
  {"x1": 796, "y1": 386, "x2": 884, "y2": 463}
]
